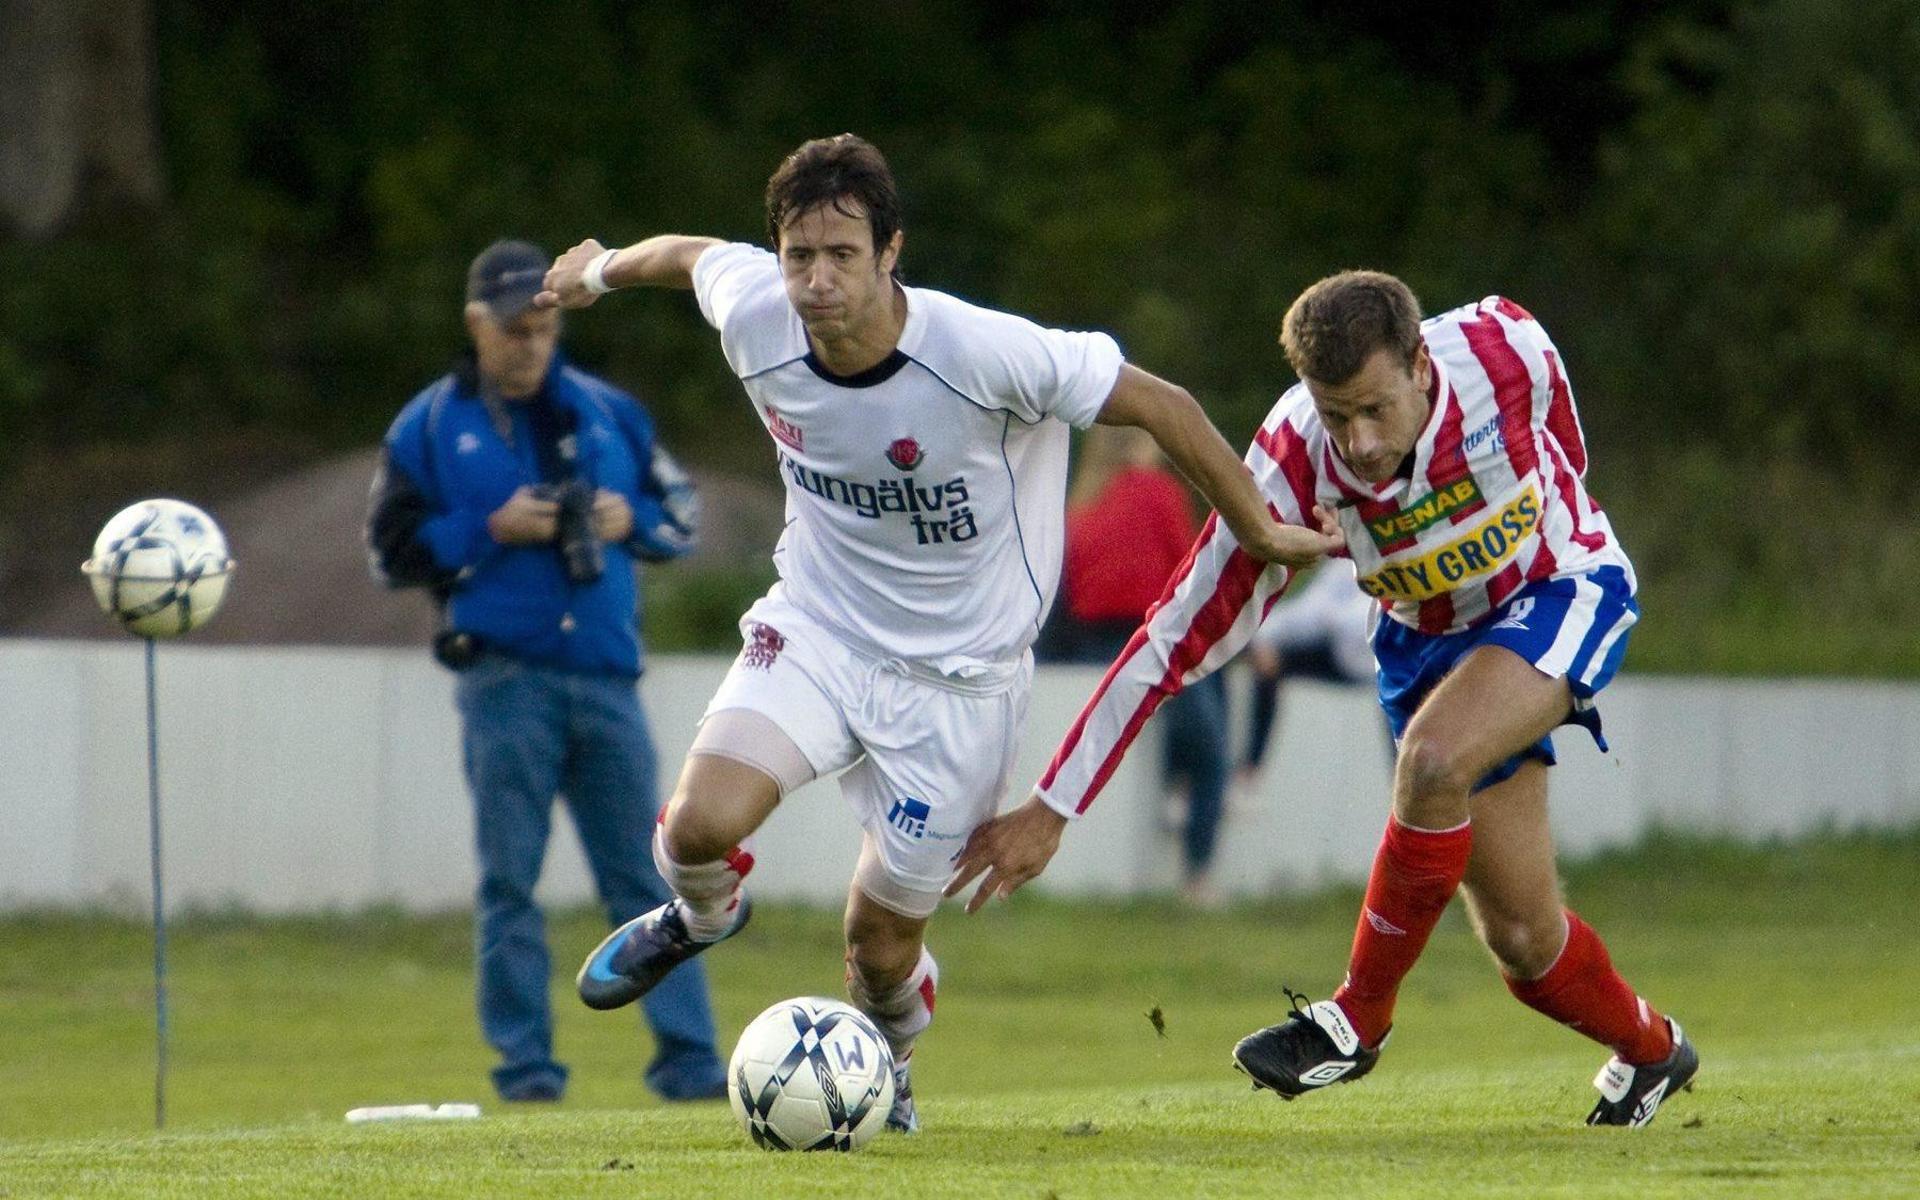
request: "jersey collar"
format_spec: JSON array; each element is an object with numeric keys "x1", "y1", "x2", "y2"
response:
[
  {"x1": 803, "y1": 347, "x2": 910, "y2": 387},
  {"x1": 799, "y1": 282, "x2": 926, "y2": 389}
]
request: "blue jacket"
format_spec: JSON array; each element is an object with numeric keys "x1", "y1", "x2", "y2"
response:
[{"x1": 367, "y1": 352, "x2": 696, "y2": 676}]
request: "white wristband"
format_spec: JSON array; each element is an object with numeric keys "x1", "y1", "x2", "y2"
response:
[{"x1": 581, "y1": 247, "x2": 619, "y2": 295}]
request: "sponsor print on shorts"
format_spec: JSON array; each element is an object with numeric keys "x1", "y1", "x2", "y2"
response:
[
  {"x1": 743, "y1": 622, "x2": 786, "y2": 671},
  {"x1": 1357, "y1": 484, "x2": 1540, "y2": 602},
  {"x1": 886, "y1": 798, "x2": 931, "y2": 840}
]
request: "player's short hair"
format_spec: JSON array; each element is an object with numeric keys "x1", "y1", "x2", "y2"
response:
[
  {"x1": 765, "y1": 134, "x2": 902, "y2": 263},
  {"x1": 1281, "y1": 270, "x2": 1423, "y2": 385}
]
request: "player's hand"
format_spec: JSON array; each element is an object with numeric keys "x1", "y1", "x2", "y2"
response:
[
  {"x1": 487, "y1": 487, "x2": 561, "y2": 544},
  {"x1": 1243, "y1": 504, "x2": 1345, "y2": 568},
  {"x1": 591, "y1": 489, "x2": 634, "y2": 543},
  {"x1": 944, "y1": 794, "x2": 1068, "y2": 915},
  {"x1": 534, "y1": 239, "x2": 608, "y2": 310}
]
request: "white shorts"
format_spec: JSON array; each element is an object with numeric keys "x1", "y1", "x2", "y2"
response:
[{"x1": 699, "y1": 592, "x2": 1032, "y2": 901}]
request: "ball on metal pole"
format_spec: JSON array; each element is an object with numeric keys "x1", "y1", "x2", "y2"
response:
[{"x1": 82, "y1": 499, "x2": 236, "y2": 1130}]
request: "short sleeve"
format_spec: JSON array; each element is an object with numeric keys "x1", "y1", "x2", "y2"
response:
[
  {"x1": 1025, "y1": 326, "x2": 1124, "y2": 429},
  {"x1": 692, "y1": 242, "x2": 779, "y2": 333},
  {"x1": 690, "y1": 242, "x2": 804, "y2": 379},
  {"x1": 913, "y1": 292, "x2": 1123, "y2": 428}
]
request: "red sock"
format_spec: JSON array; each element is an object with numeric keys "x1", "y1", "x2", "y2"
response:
[
  {"x1": 1506, "y1": 911, "x2": 1674, "y2": 1065},
  {"x1": 1331, "y1": 816, "x2": 1473, "y2": 1046}
]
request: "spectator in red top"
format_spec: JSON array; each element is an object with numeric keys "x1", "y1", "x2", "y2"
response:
[
  {"x1": 1056, "y1": 426, "x2": 1232, "y2": 906},
  {"x1": 1063, "y1": 428, "x2": 1197, "y2": 625}
]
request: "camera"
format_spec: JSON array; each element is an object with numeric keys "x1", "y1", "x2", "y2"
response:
[
  {"x1": 433, "y1": 627, "x2": 485, "y2": 671},
  {"x1": 533, "y1": 479, "x2": 604, "y2": 584}
]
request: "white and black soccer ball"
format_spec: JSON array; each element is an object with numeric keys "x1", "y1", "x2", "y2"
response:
[
  {"x1": 728, "y1": 997, "x2": 895, "y2": 1152},
  {"x1": 82, "y1": 499, "x2": 234, "y2": 639}
]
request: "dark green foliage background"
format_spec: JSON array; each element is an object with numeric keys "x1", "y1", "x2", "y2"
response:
[{"x1": 5, "y1": 0, "x2": 1917, "y2": 670}]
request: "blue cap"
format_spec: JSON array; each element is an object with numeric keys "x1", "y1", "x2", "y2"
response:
[{"x1": 466, "y1": 239, "x2": 550, "y2": 319}]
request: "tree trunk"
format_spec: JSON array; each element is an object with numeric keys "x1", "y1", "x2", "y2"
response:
[{"x1": 0, "y1": 0, "x2": 164, "y2": 238}]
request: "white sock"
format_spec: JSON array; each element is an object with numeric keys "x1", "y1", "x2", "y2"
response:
[
  {"x1": 652, "y1": 825, "x2": 754, "y2": 942},
  {"x1": 847, "y1": 947, "x2": 938, "y2": 1060}
]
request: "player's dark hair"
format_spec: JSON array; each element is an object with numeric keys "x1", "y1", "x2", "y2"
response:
[
  {"x1": 765, "y1": 134, "x2": 902, "y2": 269},
  {"x1": 1281, "y1": 270, "x2": 1423, "y2": 385}
]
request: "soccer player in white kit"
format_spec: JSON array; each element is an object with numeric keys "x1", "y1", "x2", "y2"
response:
[{"x1": 534, "y1": 135, "x2": 1339, "y2": 1132}]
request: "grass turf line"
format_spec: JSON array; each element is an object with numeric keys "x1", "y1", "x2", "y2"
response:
[{"x1": 0, "y1": 831, "x2": 1915, "y2": 1197}]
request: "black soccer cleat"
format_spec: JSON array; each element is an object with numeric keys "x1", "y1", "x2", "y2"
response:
[
  {"x1": 1232, "y1": 989, "x2": 1385, "y2": 1098},
  {"x1": 1586, "y1": 1017, "x2": 1698, "y2": 1128},
  {"x1": 576, "y1": 896, "x2": 752, "y2": 1011}
]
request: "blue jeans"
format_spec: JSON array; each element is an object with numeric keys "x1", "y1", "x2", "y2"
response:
[
  {"x1": 1160, "y1": 672, "x2": 1229, "y2": 877},
  {"x1": 455, "y1": 654, "x2": 724, "y2": 1101}
]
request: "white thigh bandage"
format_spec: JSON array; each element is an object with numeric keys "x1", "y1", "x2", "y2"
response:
[
  {"x1": 853, "y1": 833, "x2": 946, "y2": 920},
  {"x1": 687, "y1": 707, "x2": 819, "y2": 797}
]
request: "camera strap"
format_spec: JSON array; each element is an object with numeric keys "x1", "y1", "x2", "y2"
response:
[{"x1": 525, "y1": 390, "x2": 576, "y2": 484}]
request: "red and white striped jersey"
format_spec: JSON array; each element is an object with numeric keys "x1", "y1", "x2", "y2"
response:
[{"x1": 1035, "y1": 297, "x2": 1633, "y2": 819}]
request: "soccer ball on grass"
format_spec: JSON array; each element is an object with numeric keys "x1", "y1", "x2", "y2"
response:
[
  {"x1": 728, "y1": 997, "x2": 895, "y2": 1152},
  {"x1": 82, "y1": 499, "x2": 234, "y2": 638}
]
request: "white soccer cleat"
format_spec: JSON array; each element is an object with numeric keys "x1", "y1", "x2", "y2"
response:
[{"x1": 885, "y1": 1055, "x2": 918, "y2": 1133}]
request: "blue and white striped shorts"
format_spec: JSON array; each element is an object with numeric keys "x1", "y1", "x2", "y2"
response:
[{"x1": 1373, "y1": 565, "x2": 1639, "y2": 792}]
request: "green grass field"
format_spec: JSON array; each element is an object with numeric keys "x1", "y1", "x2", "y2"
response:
[{"x1": 2, "y1": 831, "x2": 1916, "y2": 1198}]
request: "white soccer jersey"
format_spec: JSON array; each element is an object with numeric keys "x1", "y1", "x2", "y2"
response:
[
  {"x1": 1036, "y1": 296, "x2": 1633, "y2": 817},
  {"x1": 692, "y1": 242, "x2": 1123, "y2": 670}
]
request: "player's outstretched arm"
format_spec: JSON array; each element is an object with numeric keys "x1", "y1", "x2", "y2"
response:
[
  {"x1": 535, "y1": 235, "x2": 726, "y2": 309},
  {"x1": 1098, "y1": 364, "x2": 1344, "y2": 566},
  {"x1": 944, "y1": 794, "x2": 1065, "y2": 915}
]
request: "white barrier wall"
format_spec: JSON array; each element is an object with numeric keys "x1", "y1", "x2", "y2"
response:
[{"x1": 2, "y1": 638, "x2": 1916, "y2": 913}]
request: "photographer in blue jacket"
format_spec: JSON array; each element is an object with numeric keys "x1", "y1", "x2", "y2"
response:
[{"x1": 367, "y1": 239, "x2": 725, "y2": 1103}]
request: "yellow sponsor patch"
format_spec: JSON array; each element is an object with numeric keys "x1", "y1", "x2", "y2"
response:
[{"x1": 1357, "y1": 486, "x2": 1540, "y2": 602}]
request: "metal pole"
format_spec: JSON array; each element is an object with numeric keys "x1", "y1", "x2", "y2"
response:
[{"x1": 145, "y1": 636, "x2": 168, "y2": 1131}]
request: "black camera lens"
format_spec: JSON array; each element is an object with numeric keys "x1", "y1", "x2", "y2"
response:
[{"x1": 555, "y1": 481, "x2": 604, "y2": 584}]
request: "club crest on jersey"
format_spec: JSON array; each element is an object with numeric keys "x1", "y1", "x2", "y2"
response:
[
  {"x1": 885, "y1": 437, "x2": 924, "y2": 471},
  {"x1": 765, "y1": 406, "x2": 804, "y2": 452}
]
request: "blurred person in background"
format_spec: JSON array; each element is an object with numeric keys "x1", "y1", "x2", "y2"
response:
[
  {"x1": 965, "y1": 271, "x2": 1698, "y2": 1128},
  {"x1": 1059, "y1": 425, "x2": 1231, "y2": 907},
  {"x1": 365, "y1": 239, "x2": 725, "y2": 1105},
  {"x1": 538, "y1": 134, "x2": 1339, "y2": 1133}
]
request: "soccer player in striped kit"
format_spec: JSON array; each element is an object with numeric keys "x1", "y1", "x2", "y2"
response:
[
  {"x1": 950, "y1": 270, "x2": 1698, "y2": 1127},
  {"x1": 535, "y1": 136, "x2": 1339, "y2": 1133}
]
